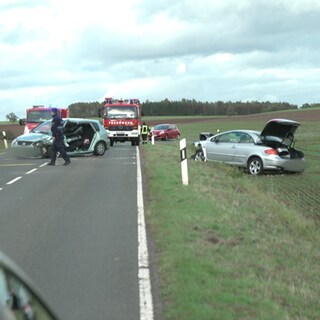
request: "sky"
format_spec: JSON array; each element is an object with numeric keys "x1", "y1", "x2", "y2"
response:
[{"x1": 1, "y1": 0, "x2": 320, "y2": 120}]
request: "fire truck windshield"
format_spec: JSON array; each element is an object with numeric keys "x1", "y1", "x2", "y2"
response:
[
  {"x1": 105, "y1": 106, "x2": 138, "y2": 119},
  {"x1": 27, "y1": 110, "x2": 52, "y2": 123}
]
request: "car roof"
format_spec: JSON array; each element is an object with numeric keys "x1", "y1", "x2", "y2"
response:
[
  {"x1": 62, "y1": 118, "x2": 100, "y2": 123},
  {"x1": 216, "y1": 129, "x2": 260, "y2": 135}
]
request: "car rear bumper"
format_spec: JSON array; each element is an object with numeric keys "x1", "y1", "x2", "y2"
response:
[{"x1": 263, "y1": 157, "x2": 306, "y2": 172}]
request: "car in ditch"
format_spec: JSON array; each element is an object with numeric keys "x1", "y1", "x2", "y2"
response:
[
  {"x1": 10, "y1": 118, "x2": 110, "y2": 158},
  {"x1": 148, "y1": 124, "x2": 181, "y2": 141},
  {"x1": 193, "y1": 119, "x2": 306, "y2": 175}
]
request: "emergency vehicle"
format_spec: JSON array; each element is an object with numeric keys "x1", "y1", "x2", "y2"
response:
[
  {"x1": 19, "y1": 106, "x2": 68, "y2": 134},
  {"x1": 102, "y1": 98, "x2": 141, "y2": 146}
]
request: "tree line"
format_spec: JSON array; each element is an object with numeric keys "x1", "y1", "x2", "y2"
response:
[
  {"x1": 5, "y1": 99, "x2": 303, "y2": 122},
  {"x1": 67, "y1": 99, "x2": 298, "y2": 118}
]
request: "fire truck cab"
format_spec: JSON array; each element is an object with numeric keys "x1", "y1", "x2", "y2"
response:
[
  {"x1": 19, "y1": 106, "x2": 68, "y2": 134},
  {"x1": 102, "y1": 98, "x2": 141, "y2": 146}
]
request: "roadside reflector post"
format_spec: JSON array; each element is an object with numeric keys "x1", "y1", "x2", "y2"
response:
[
  {"x1": 180, "y1": 138, "x2": 189, "y2": 186},
  {"x1": 2, "y1": 131, "x2": 8, "y2": 149},
  {"x1": 151, "y1": 134, "x2": 155, "y2": 145}
]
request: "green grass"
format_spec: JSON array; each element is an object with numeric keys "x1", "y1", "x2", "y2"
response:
[{"x1": 142, "y1": 117, "x2": 320, "y2": 320}]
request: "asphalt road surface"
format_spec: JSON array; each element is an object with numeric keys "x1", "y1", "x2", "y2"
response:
[{"x1": 0, "y1": 143, "x2": 141, "y2": 320}]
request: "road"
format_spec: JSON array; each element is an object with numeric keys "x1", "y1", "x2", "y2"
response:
[{"x1": 0, "y1": 144, "x2": 143, "y2": 320}]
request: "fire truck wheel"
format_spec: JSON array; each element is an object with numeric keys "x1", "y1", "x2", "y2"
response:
[{"x1": 94, "y1": 141, "x2": 106, "y2": 156}]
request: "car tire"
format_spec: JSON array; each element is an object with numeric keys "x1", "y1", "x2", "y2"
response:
[
  {"x1": 247, "y1": 157, "x2": 263, "y2": 175},
  {"x1": 94, "y1": 141, "x2": 106, "y2": 156},
  {"x1": 194, "y1": 151, "x2": 205, "y2": 161},
  {"x1": 43, "y1": 146, "x2": 52, "y2": 159}
]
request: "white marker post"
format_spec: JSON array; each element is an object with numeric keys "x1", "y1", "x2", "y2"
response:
[
  {"x1": 180, "y1": 138, "x2": 189, "y2": 185},
  {"x1": 151, "y1": 134, "x2": 155, "y2": 145},
  {"x1": 2, "y1": 131, "x2": 8, "y2": 149}
]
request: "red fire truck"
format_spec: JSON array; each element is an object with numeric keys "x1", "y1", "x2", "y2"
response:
[
  {"x1": 102, "y1": 98, "x2": 142, "y2": 146},
  {"x1": 19, "y1": 106, "x2": 68, "y2": 134}
]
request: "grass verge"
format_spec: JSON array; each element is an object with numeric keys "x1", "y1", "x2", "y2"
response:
[{"x1": 142, "y1": 140, "x2": 320, "y2": 320}]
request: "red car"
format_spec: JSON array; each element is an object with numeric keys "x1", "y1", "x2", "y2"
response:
[{"x1": 148, "y1": 124, "x2": 181, "y2": 140}]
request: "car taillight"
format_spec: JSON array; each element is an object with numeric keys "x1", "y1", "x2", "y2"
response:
[{"x1": 264, "y1": 149, "x2": 278, "y2": 155}]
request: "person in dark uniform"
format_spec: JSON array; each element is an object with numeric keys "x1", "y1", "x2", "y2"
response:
[{"x1": 48, "y1": 108, "x2": 71, "y2": 166}]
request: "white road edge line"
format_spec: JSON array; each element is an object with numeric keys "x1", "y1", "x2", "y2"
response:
[
  {"x1": 137, "y1": 146, "x2": 154, "y2": 320},
  {"x1": 26, "y1": 168, "x2": 37, "y2": 175},
  {"x1": 6, "y1": 176, "x2": 22, "y2": 185}
]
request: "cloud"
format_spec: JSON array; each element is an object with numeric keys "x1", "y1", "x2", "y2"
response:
[{"x1": 1, "y1": 0, "x2": 320, "y2": 120}]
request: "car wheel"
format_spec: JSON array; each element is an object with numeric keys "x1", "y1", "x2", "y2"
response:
[
  {"x1": 94, "y1": 141, "x2": 106, "y2": 156},
  {"x1": 194, "y1": 151, "x2": 205, "y2": 161},
  {"x1": 247, "y1": 157, "x2": 263, "y2": 175},
  {"x1": 43, "y1": 146, "x2": 52, "y2": 159}
]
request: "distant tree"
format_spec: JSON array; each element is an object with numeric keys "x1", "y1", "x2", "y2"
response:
[{"x1": 6, "y1": 112, "x2": 18, "y2": 123}]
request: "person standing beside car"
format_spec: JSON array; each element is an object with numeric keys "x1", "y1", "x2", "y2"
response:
[
  {"x1": 48, "y1": 108, "x2": 71, "y2": 166},
  {"x1": 141, "y1": 122, "x2": 150, "y2": 144}
]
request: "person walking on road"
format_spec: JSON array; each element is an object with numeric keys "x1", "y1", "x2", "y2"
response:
[{"x1": 48, "y1": 108, "x2": 71, "y2": 166}]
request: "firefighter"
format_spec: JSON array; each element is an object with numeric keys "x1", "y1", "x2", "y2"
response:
[
  {"x1": 141, "y1": 122, "x2": 150, "y2": 144},
  {"x1": 48, "y1": 108, "x2": 71, "y2": 166}
]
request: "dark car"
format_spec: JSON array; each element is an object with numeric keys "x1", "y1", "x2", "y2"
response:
[
  {"x1": 148, "y1": 124, "x2": 180, "y2": 141},
  {"x1": 193, "y1": 119, "x2": 306, "y2": 175}
]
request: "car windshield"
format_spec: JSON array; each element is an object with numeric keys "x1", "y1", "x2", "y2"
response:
[
  {"x1": 27, "y1": 110, "x2": 52, "y2": 123},
  {"x1": 31, "y1": 120, "x2": 52, "y2": 134},
  {"x1": 104, "y1": 106, "x2": 138, "y2": 119},
  {"x1": 154, "y1": 124, "x2": 169, "y2": 130}
]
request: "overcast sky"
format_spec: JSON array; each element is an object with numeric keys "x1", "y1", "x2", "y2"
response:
[{"x1": 1, "y1": 0, "x2": 320, "y2": 120}]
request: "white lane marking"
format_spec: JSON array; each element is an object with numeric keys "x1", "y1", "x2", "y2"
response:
[
  {"x1": 0, "y1": 188, "x2": 3, "y2": 191},
  {"x1": 6, "y1": 176, "x2": 22, "y2": 185},
  {"x1": 26, "y1": 168, "x2": 37, "y2": 175},
  {"x1": 39, "y1": 162, "x2": 49, "y2": 168},
  {"x1": 137, "y1": 147, "x2": 154, "y2": 320}
]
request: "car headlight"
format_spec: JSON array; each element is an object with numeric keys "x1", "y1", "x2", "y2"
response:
[{"x1": 159, "y1": 131, "x2": 164, "y2": 135}]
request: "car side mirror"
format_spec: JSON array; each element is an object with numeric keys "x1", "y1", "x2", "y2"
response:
[
  {"x1": 18, "y1": 119, "x2": 26, "y2": 126},
  {"x1": 0, "y1": 252, "x2": 59, "y2": 320}
]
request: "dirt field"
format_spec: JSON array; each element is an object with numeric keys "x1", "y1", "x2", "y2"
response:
[
  {"x1": 146, "y1": 109, "x2": 320, "y2": 125},
  {"x1": 1, "y1": 109, "x2": 319, "y2": 140}
]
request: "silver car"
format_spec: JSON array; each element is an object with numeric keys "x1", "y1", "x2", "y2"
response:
[
  {"x1": 11, "y1": 118, "x2": 110, "y2": 158},
  {"x1": 193, "y1": 119, "x2": 306, "y2": 175}
]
